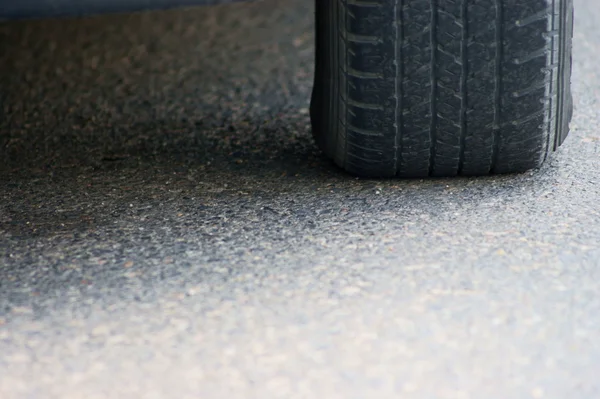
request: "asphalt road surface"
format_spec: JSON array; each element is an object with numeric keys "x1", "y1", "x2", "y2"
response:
[{"x1": 1, "y1": 0, "x2": 600, "y2": 398}]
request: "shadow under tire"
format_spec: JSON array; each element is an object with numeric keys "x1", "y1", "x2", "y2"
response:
[{"x1": 310, "y1": 0, "x2": 574, "y2": 178}]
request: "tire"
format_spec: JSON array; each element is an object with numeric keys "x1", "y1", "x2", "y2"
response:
[{"x1": 310, "y1": 0, "x2": 574, "y2": 177}]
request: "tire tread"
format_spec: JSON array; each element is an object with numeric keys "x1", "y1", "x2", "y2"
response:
[{"x1": 310, "y1": 0, "x2": 574, "y2": 177}]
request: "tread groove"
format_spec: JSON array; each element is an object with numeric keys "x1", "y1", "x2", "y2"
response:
[
  {"x1": 490, "y1": 0, "x2": 503, "y2": 174},
  {"x1": 428, "y1": 0, "x2": 438, "y2": 176},
  {"x1": 457, "y1": 0, "x2": 468, "y2": 174},
  {"x1": 394, "y1": 0, "x2": 403, "y2": 174},
  {"x1": 555, "y1": 0, "x2": 567, "y2": 150},
  {"x1": 543, "y1": 0, "x2": 555, "y2": 162},
  {"x1": 333, "y1": 0, "x2": 339, "y2": 164},
  {"x1": 343, "y1": 0, "x2": 349, "y2": 167}
]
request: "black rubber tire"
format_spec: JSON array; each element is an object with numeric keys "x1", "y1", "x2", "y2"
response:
[{"x1": 310, "y1": 0, "x2": 574, "y2": 177}]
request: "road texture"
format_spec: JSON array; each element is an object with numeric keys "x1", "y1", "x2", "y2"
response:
[{"x1": 1, "y1": 0, "x2": 600, "y2": 398}]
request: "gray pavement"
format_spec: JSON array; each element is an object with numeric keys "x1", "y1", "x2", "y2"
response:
[{"x1": 1, "y1": 0, "x2": 600, "y2": 398}]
